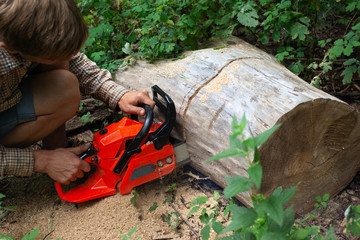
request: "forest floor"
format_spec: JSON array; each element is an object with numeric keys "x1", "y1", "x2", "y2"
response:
[{"x1": 1, "y1": 96, "x2": 360, "y2": 240}]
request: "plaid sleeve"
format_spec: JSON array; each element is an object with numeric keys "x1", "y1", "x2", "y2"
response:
[
  {"x1": 69, "y1": 52, "x2": 130, "y2": 111},
  {"x1": 0, "y1": 145, "x2": 34, "y2": 177}
]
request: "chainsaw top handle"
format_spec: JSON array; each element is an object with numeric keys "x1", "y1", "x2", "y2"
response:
[
  {"x1": 113, "y1": 104, "x2": 153, "y2": 174},
  {"x1": 149, "y1": 85, "x2": 176, "y2": 150}
]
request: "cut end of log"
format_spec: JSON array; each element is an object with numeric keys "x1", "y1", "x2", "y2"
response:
[{"x1": 260, "y1": 98, "x2": 360, "y2": 213}]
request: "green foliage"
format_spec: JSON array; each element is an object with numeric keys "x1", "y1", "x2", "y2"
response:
[
  {"x1": 187, "y1": 192, "x2": 224, "y2": 240},
  {"x1": 78, "y1": 0, "x2": 359, "y2": 84},
  {"x1": 79, "y1": 111, "x2": 95, "y2": 124},
  {"x1": 0, "y1": 228, "x2": 39, "y2": 240},
  {"x1": 77, "y1": 0, "x2": 359, "y2": 84},
  {"x1": 148, "y1": 202, "x2": 158, "y2": 212},
  {"x1": 198, "y1": 114, "x2": 360, "y2": 239},
  {"x1": 165, "y1": 212, "x2": 179, "y2": 230}
]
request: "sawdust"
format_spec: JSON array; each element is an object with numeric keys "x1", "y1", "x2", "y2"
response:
[{"x1": 0, "y1": 168, "x2": 217, "y2": 240}]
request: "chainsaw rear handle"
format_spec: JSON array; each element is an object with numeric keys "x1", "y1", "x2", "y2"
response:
[{"x1": 113, "y1": 104, "x2": 153, "y2": 174}]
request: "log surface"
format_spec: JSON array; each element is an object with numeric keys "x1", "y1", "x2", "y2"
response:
[{"x1": 114, "y1": 37, "x2": 360, "y2": 212}]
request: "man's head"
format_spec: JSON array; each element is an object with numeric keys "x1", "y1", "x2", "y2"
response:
[{"x1": 0, "y1": 0, "x2": 89, "y2": 60}]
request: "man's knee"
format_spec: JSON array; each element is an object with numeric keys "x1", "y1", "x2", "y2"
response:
[
  {"x1": 54, "y1": 70, "x2": 81, "y2": 114},
  {"x1": 33, "y1": 69, "x2": 81, "y2": 116}
]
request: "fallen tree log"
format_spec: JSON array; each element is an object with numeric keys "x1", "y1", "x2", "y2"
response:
[{"x1": 114, "y1": 37, "x2": 360, "y2": 213}]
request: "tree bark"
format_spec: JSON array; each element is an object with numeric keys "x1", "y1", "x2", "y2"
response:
[{"x1": 114, "y1": 37, "x2": 360, "y2": 212}]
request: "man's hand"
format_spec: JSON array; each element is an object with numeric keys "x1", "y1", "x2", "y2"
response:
[
  {"x1": 118, "y1": 90, "x2": 156, "y2": 116},
  {"x1": 34, "y1": 144, "x2": 91, "y2": 184}
]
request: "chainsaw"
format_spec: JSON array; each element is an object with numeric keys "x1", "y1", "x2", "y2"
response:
[{"x1": 55, "y1": 85, "x2": 189, "y2": 203}]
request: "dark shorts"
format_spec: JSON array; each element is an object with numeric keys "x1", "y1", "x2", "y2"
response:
[{"x1": 0, "y1": 78, "x2": 36, "y2": 138}]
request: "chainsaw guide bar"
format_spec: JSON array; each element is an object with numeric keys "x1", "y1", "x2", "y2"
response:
[{"x1": 55, "y1": 85, "x2": 189, "y2": 203}]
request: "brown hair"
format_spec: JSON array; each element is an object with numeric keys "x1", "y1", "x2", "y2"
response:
[{"x1": 0, "y1": 0, "x2": 89, "y2": 59}]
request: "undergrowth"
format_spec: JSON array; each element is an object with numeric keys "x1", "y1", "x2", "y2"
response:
[{"x1": 77, "y1": 0, "x2": 360, "y2": 86}]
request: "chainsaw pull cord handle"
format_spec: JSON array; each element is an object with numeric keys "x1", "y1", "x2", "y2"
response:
[
  {"x1": 113, "y1": 104, "x2": 153, "y2": 174},
  {"x1": 148, "y1": 85, "x2": 176, "y2": 150}
]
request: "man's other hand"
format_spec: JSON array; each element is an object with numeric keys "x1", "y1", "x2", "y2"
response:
[
  {"x1": 118, "y1": 90, "x2": 156, "y2": 116},
  {"x1": 34, "y1": 144, "x2": 91, "y2": 184}
]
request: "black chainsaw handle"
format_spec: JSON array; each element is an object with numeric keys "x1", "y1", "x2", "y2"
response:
[
  {"x1": 148, "y1": 85, "x2": 176, "y2": 150},
  {"x1": 113, "y1": 104, "x2": 153, "y2": 174}
]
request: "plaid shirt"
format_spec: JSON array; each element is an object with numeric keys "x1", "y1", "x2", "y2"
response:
[{"x1": 0, "y1": 47, "x2": 130, "y2": 177}]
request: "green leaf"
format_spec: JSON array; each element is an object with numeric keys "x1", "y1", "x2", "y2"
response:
[
  {"x1": 290, "y1": 22, "x2": 309, "y2": 41},
  {"x1": 221, "y1": 206, "x2": 257, "y2": 233},
  {"x1": 21, "y1": 228, "x2": 39, "y2": 240},
  {"x1": 188, "y1": 206, "x2": 200, "y2": 218},
  {"x1": 122, "y1": 42, "x2": 132, "y2": 55},
  {"x1": 213, "y1": 191, "x2": 221, "y2": 201},
  {"x1": 342, "y1": 65, "x2": 357, "y2": 84},
  {"x1": 236, "y1": 4, "x2": 259, "y2": 28},
  {"x1": 322, "y1": 193, "x2": 330, "y2": 202},
  {"x1": 0, "y1": 235, "x2": 15, "y2": 240},
  {"x1": 278, "y1": 186, "x2": 297, "y2": 206},
  {"x1": 0, "y1": 193, "x2": 5, "y2": 199},
  {"x1": 232, "y1": 115, "x2": 247, "y2": 135},
  {"x1": 329, "y1": 45, "x2": 344, "y2": 59},
  {"x1": 190, "y1": 196, "x2": 208, "y2": 207},
  {"x1": 254, "y1": 124, "x2": 281, "y2": 147},
  {"x1": 212, "y1": 221, "x2": 224, "y2": 234},
  {"x1": 334, "y1": 39, "x2": 344, "y2": 46},
  {"x1": 248, "y1": 163, "x2": 262, "y2": 190},
  {"x1": 324, "y1": 226, "x2": 337, "y2": 240},
  {"x1": 91, "y1": 51, "x2": 105, "y2": 62},
  {"x1": 272, "y1": 29, "x2": 281, "y2": 42},
  {"x1": 127, "y1": 226, "x2": 138, "y2": 238},
  {"x1": 149, "y1": 202, "x2": 158, "y2": 212},
  {"x1": 262, "y1": 232, "x2": 286, "y2": 240},
  {"x1": 200, "y1": 212, "x2": 210, "y2": 224},
  {"x1": 343, "y1": 44, "x2": 354, "y2": 56},
  {"x1": 201, "y1": 224, "x2": 210, "y2": 240},
  {"x1": 206, "y1": 148, "x2": 244, "y2": 162},
  {"x1": 261, "y1": 196, "x2": 284, "y2": 227},
  {"x1": 165, "y1": 212, "x2": 179, "y2": 230},
  {"x1": 344, "y1": 58, "x2": 358, "y2": 66},
  {"x1": 291, "y1": 229, "x2": 310, "y2": 239},
  {"x1": 224, "y1": 175, "x2": 253, "y2": 199}
]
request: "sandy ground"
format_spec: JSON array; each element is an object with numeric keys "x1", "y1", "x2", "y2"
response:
[{"x1": 0, "y1": 166, "x2": 224, "y2": 240}]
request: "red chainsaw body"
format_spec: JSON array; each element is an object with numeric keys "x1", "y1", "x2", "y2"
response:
[{"x1": 55, "y1": 116, "x2": 175, "y2": 203}]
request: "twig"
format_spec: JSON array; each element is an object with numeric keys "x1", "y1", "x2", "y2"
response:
[
  {"x1": 42, "y1": 230, "x2": 54, "y2": 240},
  {"x1": 168, "y1": 201, "x2": 200, "y2": 239}
]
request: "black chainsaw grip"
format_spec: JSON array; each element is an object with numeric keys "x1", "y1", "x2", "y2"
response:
[
  {"x1": 113, "y1": 104, "x2": 153, "y2": 174},
  {"x1": 150, "y1": 85, "x2": 176, "y2": 150}
]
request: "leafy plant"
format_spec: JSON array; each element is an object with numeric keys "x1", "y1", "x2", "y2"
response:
[
  {"x1": 187, "y1": 192, "x2": 224, "y2": 240},
  {"x1": 199, "y1": 114, "x2": 360, "y2": 239},
  {"x1": 79, "y1": 111, "x2": 95, "y2": 124}
]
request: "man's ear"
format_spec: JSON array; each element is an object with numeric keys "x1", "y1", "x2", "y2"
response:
[{"x1": 0, "y1": 42, "x2": 17, "y2": 54}]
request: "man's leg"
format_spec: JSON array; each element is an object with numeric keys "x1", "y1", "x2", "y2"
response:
[{"x1": 0, "y1": 69, "x2": 80, "y2": 148}]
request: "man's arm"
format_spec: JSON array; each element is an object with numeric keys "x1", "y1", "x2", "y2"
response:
[
  {"x1": 69, "y1": 53, "x2": 155, "y2": 115},
  {"x1": 0, "y1": 144, "x2": 91, "y2": 184},
  {"x1": 0, "y1": 144, "x2": 34, "y2": 177}
]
